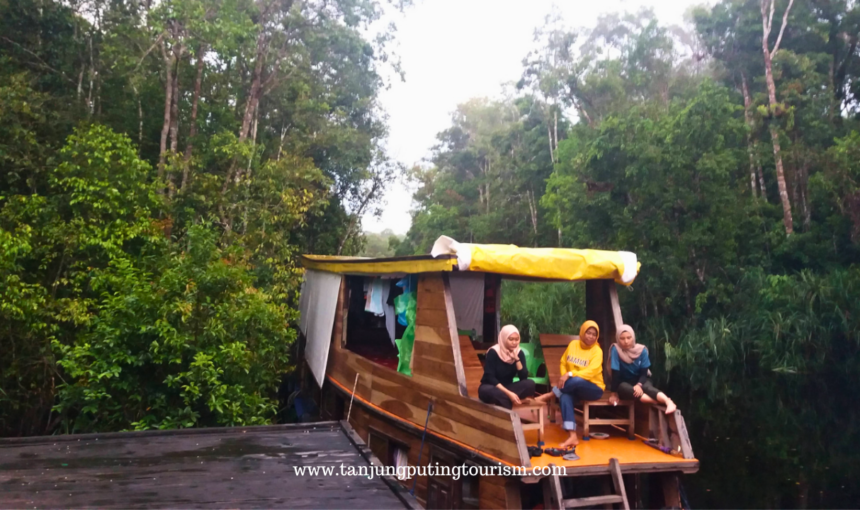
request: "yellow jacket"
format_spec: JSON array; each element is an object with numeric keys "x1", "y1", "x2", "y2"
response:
[{"x1": 559, "y1": 340, "x2": 605, "y2": 391}]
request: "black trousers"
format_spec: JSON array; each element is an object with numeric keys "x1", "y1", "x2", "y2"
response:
[
  {"x1": 478, "y1": 379, "x2": 536, "y2": 410},
  {"x1": 616, "y1": 378, "x2": 661, "y2": 401}
]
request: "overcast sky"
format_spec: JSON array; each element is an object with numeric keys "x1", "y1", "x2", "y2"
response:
[{"x1": 362, "y1": 0, "x2": 709, "y2": 235}]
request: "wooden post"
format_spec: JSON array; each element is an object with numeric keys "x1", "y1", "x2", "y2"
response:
[
  {"x1": 673, "y1": 410, "x2": 695, "y2": 460},
  {"x1": 661, "y1": 472, "x2": 682, "y2": 509},
  {"x1": 657, "y1": 410, "x2": 670, "y2": 449},
  {"x1": 542, "y1": 468, "x2": 563, "y2": 510},
  {"x1": 609, "y1": 458, "x2": 631, "y2": 510},
  {"x1": 627, "y1": 474, "x2": 641, "y2": 509}
]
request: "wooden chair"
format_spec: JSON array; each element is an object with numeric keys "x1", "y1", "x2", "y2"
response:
[
  {"x1": 582, "y1": 394, "x2": 635, "y2": 440},
  {"x1": 537, "y1": 334, "x2": 576, "y2": 423},
  {"x1": 513, "y1": 402, "x2": 546, "y2": 443}
]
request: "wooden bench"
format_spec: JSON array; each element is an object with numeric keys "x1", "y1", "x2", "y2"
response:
[{"x1": 538, "y1": 334, "x2": 635, "y2": 439}]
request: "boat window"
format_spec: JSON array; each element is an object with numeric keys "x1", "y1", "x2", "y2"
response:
[
  {"x1": 460, "y1": 470, "x2": 480, "y2": 509},
  {"x1": 344, "y1": 275, "x2": 403, "y2": 372},
  {"x1": 368, "y1": 431, "x2": 390, "y2": 466},
  {"x1": 368, "y1": 429, "x2": 409, "y2": 470}
]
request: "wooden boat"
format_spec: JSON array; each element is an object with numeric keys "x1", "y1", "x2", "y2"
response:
[{"x1": 298, "y1": 238, "x2": 698, "y2": 509}]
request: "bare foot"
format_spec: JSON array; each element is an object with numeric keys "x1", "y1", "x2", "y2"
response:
[
  {"x1": 664, "y1": 400, "x2": 677, "y2": 414},
  {"x1": 559, "y1": 433, "x2": 579, "y2": 448},
  {"x1": 534, "y1": 392, "x2": 554, "y2": 403}
]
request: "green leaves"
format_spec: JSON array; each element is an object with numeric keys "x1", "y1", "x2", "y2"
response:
[{"x1": 54, "y1": 224, "x2": 294, "y2": 432}]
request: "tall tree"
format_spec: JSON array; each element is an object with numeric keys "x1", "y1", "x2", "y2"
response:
[{"x1": 760, "y1": 0, "x2": 795, "y2": 234}]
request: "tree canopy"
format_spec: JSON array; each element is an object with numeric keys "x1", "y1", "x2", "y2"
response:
[{"x1": 0, "y1": 0, "x2": 403, "y2": 435}]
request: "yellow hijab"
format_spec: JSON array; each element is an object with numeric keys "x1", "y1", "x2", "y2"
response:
[{"x1": 579, "y1": 320, "x2": 600, "y2": 347}]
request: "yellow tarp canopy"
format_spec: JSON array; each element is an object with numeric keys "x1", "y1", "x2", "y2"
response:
[{"x1": 465, "y1": 244, "x2": 640, "y2": 285}]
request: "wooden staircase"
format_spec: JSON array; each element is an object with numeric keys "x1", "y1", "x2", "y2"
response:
[{"x1": 543, "y1": 458, "x2": 630, "y2": 510}]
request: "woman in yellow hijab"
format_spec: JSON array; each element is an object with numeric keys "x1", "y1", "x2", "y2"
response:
[{"x1": 538, "y1": 320, "x2": 605, "y2": 448}]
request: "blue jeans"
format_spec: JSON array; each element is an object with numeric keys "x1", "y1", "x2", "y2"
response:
[{"x1": 552, "y1": 377, "x2": 604, "y2": 431}]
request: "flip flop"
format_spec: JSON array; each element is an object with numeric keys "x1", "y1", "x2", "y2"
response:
[
  {"x1": 590, "y1": 432, "x2": 610, "y2": 440},
  {"x1": 544, "y1": 446, "x2": 575, "y2": 457},
  {"x1": 528, "y1": 446, "x2": 543, "y2": 457}
]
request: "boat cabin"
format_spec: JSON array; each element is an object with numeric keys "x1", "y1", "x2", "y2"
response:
[{"x1": 298, "y1": 236, "x2": 698, "y2": 509}]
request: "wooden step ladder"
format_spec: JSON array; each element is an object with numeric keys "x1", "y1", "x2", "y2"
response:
[{"x1": 543, "y1": 458, "x2": 630, "y2": 510}]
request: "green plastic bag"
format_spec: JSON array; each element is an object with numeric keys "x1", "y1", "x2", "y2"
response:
[{"x1": 394, "y1": 292, "x2": 417, "y2": 376}]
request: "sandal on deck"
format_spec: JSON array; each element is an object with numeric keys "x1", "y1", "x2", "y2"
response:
[
  {"x1": 562, "y1": 451, "x2": 580, "y2": 461},
  {"x1": 544, "y1": 446, "x2": 573, "y2": 457},
  {"x1": 528, "y1": 446, "x2": 543, "y2": 458}
]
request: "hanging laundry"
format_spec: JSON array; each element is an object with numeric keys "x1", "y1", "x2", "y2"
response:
[
  {"x1": 394, "y1": 276, "x2": 417, "y2": 326},
  {"x1": 365, "y1": 277, "x2": 385, "y2": 316}
]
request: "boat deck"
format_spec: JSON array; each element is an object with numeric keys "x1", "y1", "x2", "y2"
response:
[
  {"x1": 522, "y1": 419, "x2": 698, "y2": 476},
  {"x1": 0, "y1": 422, "x2": 416, "y2": 509}
]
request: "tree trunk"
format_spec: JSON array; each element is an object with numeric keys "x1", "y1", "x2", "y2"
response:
[
  {"x1": 767, "y1": 122, "x2": 793, "y2": 234},
  {"x1": 741, "y1": 73, "x2": 759, "y2": 197},
  {"x1": 276, "y1": 122, "x2": 290, "y2": 161},
  {"x1": 182, "y1": 45, "x2": 205, "y2": 191},
  {"x1": 761, "y1": 0, "x2": 796, "y2": 235},
  {"x1": 87, "y1": 34, "x2": 94, "y2": 115},
  {"x1": 557, "y1": 207, "x2": 563, "y2": 246},
  {"x1": 168, "y1": 51, "x2": 181, "y2": 154},
  {"x1": 223, "y1": 37, "x2": 264, "y2": 195},
  {"x1": 799, "y1": 159, "x2": 811, "y2": 230},
  {"x1": 527, "y1": 187, "x2": 538, "y2": 244},
  {"x1": 167, "y1": 48, "x2": 182, "y2": 198},
  {"x1": 485, "y1": 161, "x2": 491, "y2": 214},
  {"x1": 241, "y1": 114, "x2": 259, "y2": 234},
  {"x1": 239, "y1": 34, "x2": 267, "y2": 144},
  {"x1": 158, "y1": 44, "x2": 174, "y2": 193},
  {"x1": 547, "y1": 123, "x2": 555, "y2": 163},
  {"x1": 131, "y1": 82, "x2": 143, "y2": 155}
]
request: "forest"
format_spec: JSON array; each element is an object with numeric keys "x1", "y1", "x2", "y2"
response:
[{"x1": 1, "y1": 0, "x2": 859, "y2": 507}]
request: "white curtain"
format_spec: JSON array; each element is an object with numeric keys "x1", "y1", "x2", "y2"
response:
[{"x1": 299, "y1": 270, "x2": 343, "y2": 387}]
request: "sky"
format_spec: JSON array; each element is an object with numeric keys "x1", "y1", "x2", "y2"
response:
[{"x1": 362, "y1": 0, "x2": 709, "y2": 235}]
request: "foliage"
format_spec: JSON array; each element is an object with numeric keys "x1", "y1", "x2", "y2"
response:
[
  {"x1": 359, "y1": 228, "x2": 402, "y2": 257},
  {"x1": 662, "y1": 268, "x2": 860, "y2": 507},
  {"x1": 0, "y1": 0, "x2": 402, "y2": 436},
  {"x1": 54, "y1": 225, "x2": 295, "y2": 432},
  {"x1": 500, "y1": 281, "x2": 584, "y2": 345},
  {"x1": 401, "y1": 4, "x2": 860, "y2": 506}
]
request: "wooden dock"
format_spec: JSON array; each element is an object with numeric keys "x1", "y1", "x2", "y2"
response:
[{"x1": 0, "y1": 422, "x2": 418, "y2": 509}]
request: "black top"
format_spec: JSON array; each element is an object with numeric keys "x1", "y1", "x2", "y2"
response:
[{"x1": 480, "y1": 349, "x2": 529, "y2": 387}]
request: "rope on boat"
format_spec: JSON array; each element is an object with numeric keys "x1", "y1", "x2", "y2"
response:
[
  {"x1": 346, "y1": 373, "x2": 359, "y2": 423},
  {"x1": 411, "y1": 400, "x2": 434, "y2": 496}
]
